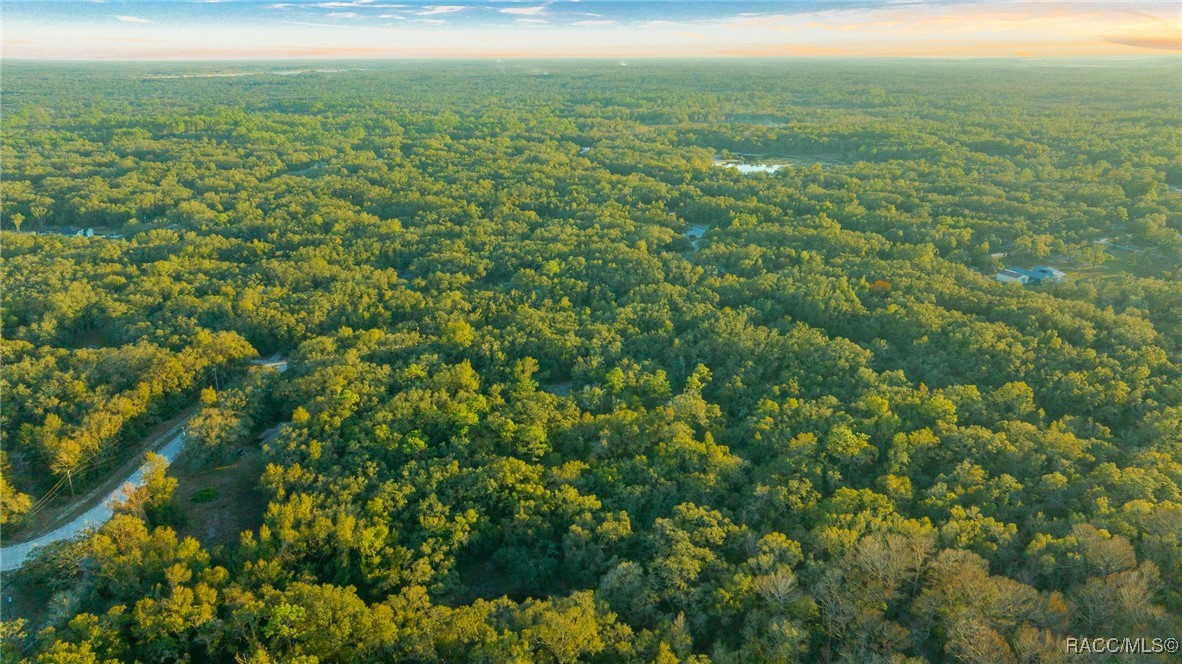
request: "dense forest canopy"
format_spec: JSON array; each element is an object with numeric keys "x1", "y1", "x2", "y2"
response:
[{"x1": 1, "y1": 59, "x2": 1181, "y2": 662}]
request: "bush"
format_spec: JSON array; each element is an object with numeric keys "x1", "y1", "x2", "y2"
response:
[{"x1": 190, "y1": 487, "x2": 219, "y2": 504}]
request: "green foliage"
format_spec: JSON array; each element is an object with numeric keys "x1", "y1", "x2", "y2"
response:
[
  {"x1": 190, "y1": 487, "x2": 218, "y2": 504},
  {"x1": 109, "y1": 452, "x2": 184, "y2": 530},
  {"x1": 3, "y1": 60, "x2": 1180, "y2": 662},
  {"x1": 0, "y1": 452, "x2": 32, "y2": 525}
]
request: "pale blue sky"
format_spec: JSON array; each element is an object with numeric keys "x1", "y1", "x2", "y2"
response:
[{"x1": 5, "y1": 1, "x2": 1180, "y2": 59}]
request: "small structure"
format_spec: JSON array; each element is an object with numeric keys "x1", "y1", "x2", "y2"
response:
[
  {"x1": 996, "y1": 265, "x2": 1066, "y2": 285},
  {"x1": 1030, "y1": 266, "x2": 1066, "y2": 283},
  {"x1": 684, "y1": 224, "x2": 708, "y2": 251},
  {"x1": 996, "y1": 268, "x2": 1032, "y2": 284}
]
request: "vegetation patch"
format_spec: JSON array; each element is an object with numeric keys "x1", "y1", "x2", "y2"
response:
[
  {"x1": 1, "y1": 60, "x2": 1179, "y2": 662},
  {"x1": 190, "y1": 487, "x2": 219, "y2": 504}
]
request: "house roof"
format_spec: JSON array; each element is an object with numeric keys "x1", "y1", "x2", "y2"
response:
[
  {"x1": 999, "y1": 266, "x2": 1066, "y2": 283},
  {"x1": 1032, "y1": 266, "x2": 1065, "y2": 276}
]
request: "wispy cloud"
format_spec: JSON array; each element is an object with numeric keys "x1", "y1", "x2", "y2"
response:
[
  {"x1": 500, "y1": 6, "x2": 547, "y2": 16},
  {"x1": 416, "y1": 5, "x2": 465, "y2": 16},
  {"x1": 317, "y1": 1, "x2": 409, "y2": 7},
  {"x1": 277, "y1": 20, "x2": 413, "y2": 33},
  {"x1": 1106, "y1": 35, "x2": 1182, "y2": 50},
  {"x1": 10, "y1": 0, "x2": 1182, "y2": 60},
  {"x1": 639, "y1": 20, "x2": 683, "y2": 29}
]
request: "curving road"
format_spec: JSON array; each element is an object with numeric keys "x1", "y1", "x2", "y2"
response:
[
  {"x1": 0, "y1": 431, "x2": 188, "y2": 572},
  {"x1": 0, "y1": 357, "x2": 287, "y2": 573}
]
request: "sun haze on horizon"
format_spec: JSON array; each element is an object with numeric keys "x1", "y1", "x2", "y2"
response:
[{"x1": 3, "y1": 0, "x2": 1181, "y2": 60}]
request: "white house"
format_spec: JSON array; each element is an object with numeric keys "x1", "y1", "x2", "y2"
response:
[{"x1": 996, "y1": 268, "x2": 1031, "y2": 284}]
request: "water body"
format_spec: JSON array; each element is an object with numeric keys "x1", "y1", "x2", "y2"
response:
[
  {"x1": 730, "y1": 163, "x2": 783, "y2": 174},
  {"x1": 714, "y1": 151, "x2": 850, "y2": 172},
  {"x1": 713, "y1": 159, "x2": 784, "y2": 174},
  {"x1": 250, "y1": 357, "x2": 289, "y2": 373}
]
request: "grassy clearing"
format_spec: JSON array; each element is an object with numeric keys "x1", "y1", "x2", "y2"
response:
[{"x1": 170, "y1": 448, "x2": 267, "y2": 549}]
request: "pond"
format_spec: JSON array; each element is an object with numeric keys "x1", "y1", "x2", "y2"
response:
[
  {"x1": 731, "y1": 163, "x2": 783, "y2": 174},
  {"x1": 713, "y1": 151, "x2": 850, "y2": 173},
  {"x1": 713, "y1": 159, "x2": 782, "y2": 174}
]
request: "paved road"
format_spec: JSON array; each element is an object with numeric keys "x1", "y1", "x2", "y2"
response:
[
  {"x1": 0, "y1": 357, "x2": 287, "y2": 573},
  {"x1": 0, "y1": 432, "x2": 189, "y2": 572}
]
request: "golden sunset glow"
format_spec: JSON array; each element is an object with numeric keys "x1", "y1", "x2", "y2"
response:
[{"x1": 3, "y1": 1, "x2": 1180, "y2": 60}]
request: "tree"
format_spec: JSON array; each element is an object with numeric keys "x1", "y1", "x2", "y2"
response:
[
  {"x1": 1074, "y1": 243, "x2": 1109, "y2": 269},
  {"x1": 7, "y1": 59, "x2": 1182, "y2": 663},
  {"x1": 114, "y1": 452, "x2": 181, "y2": 528},
  {"x1": 0, "y1": 452, "x2": 33, "y2": 525},
  {"x1": 30, "y1": 204, "x2": 49, "y2": 230},
  {"x1": 186, "y1": 403, "x2": 251, "y2": 466},
  {"x1": 520, "y1": 592, "x2": 609, "y2": 664}
]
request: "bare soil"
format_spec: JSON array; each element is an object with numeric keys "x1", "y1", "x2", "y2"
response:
[{"x1": 171, "y1": 448, "x2": 268, "y2": 549}]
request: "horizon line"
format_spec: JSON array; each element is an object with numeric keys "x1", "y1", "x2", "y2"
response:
[{"x1": 5, "y1": 53, "x2": 1182, "y2": 63}]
